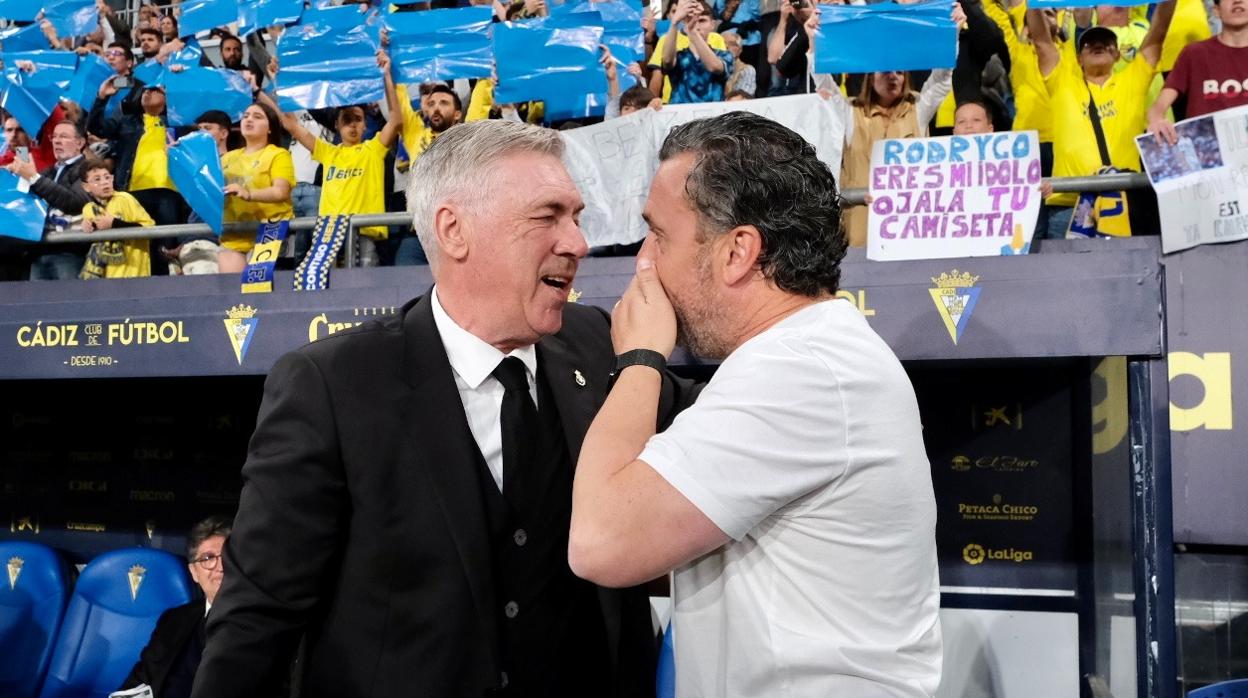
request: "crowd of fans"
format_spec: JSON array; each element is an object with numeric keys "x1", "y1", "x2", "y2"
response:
[{"x1": 0, "y1": 0, "x2": 1243, "y2": 281}]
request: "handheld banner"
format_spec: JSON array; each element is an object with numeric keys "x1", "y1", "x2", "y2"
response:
[
  {"x1": 65, "y1": 52, "x2": 114, "y2": 108},
  {"x1": 493, "y1": 19, "x2": 606, "y2": 107},
  {"x1": 293, "y1": 215, "x2": 350, "y2": 291},
  {"x1": 866, "y1": 131, "x2": 1042, "y2": 261},
  {"x1": 814, "y1": 0, "x2": 956, "y2": 74},
  {"x1": 179, "y1": 0, "x2": 241, "y2": 37},
  {"x1": 163, "y1": 66, "x2": 253, "y2": 127},
  {"x1": 560, "y1": 93, "x2": 845, "y2": 247},
  {"x1": 0, "y1": 0, "x2": 42, "y2": 22},
  {"x1": 1136, "y1": 104, "x2": 1248, "y2": 253},
  {"x1": 0, "y1": 170, "x2": 49, "y2": 242},
  {"x1": 133, "y1": 58, "x2": 165, "y2": 84},
  {"x1": 0, "y1": 22, "x2": 52, "y2": 52},
  {"x1": 43, "y1": 0, "x2": 98, "y2": 39},
  {"x1": 275, "y1": 19, "x2": 383, "y2": 111},
  {"x1": 2, "y1": 57, "x2": 74, "y2": 135},
  {"x1": 238, "y1": 0, "x2": 304, "y2": 36},
  {"x1": 240, "y1": 220, "x2": 290, "y2": 293},
  {"x1": 168, "y1": 131, "x2": 226, "y2": 234},
  {"x1": 384, "y1": 6, "x2": 494, "y2": 84}
]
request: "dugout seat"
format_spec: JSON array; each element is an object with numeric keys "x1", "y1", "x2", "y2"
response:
[
  {"x1": 1191, "y1": 679, "x2": 1248, "y2": 698},
  {"x1": 39, "y1": 548, "x2": 192, "y2": 698},
  {"x1": 0, "y1": 542, "x2": 70, "y2": 698}
]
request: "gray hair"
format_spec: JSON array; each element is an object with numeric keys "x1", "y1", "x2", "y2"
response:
[
  {"x1": 186, "y1": 515, "x2": 232, "y2": 561},
  {"x1": 406, "y1": 120, "x2": 565, "y2": 265}
]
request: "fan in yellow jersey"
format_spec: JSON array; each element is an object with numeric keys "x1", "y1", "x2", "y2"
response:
[
  {"x1": 78, "y1": 162, "x2": 157, "y2": 279},
  {"x1": 395, "y1": 82, "x2": 465, "y2": 172},
  {"x1": 1026, "y1": 1, "x2": 1176, "y2": 238},
  {"x1": 262, "y1": 51, "x2": 402, "y2": 267},
  {"x1": 217, "y1": 101, "x2": 295, "y2": 274}
]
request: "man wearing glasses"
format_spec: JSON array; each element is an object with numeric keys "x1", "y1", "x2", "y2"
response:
[{"x1": 117, "y1": 516, "x2": 232, "y2": 698}]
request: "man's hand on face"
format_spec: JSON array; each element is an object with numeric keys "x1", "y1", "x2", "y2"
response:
[{"x1": 611, "y1": 256, "x2": 677, "y2": 357}]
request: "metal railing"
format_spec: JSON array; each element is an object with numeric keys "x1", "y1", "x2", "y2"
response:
[{"x1": 37, "y1": 172, "x2": 1154, "y2": 261}]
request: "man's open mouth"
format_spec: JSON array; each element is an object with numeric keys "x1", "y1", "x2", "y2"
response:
[{"x1": 541, "y1": 275, "x2": 571, "y2": 290}]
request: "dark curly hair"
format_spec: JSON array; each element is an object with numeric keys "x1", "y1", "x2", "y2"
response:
[{"x1": 657, "y1": 111, "x2": 847, "y2": 297}]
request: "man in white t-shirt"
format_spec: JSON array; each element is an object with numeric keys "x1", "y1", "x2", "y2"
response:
[{"x1": 569, "y1": 111, "x2": 942, "y2": 697}]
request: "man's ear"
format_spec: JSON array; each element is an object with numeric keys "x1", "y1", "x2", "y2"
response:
[
  {"x1": 720, "y1": 225, "x2": 763, "y2": 286},
  {"x1": 434, "y1": 204, "x2": 470, "y2": 262}
]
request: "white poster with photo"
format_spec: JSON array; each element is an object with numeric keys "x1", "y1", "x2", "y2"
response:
[
  {"x1": 560, "y1": 94, "x2": 845, "y2": 248},
  {"x1": 1135, "y1": 104, "x2": 1248, "y2": 254},
  {"x1": 867, "y1": 131, "x2": 1043, "y2": 261}
]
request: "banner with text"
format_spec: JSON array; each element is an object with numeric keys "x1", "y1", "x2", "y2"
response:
[
  {"x1": 1136, "y1": 104, "x2": 1248, "y2": 254},
  {"x1": 560, "y1": 94, "x2": 845, "y2": 248},
  {"x1": 868, "y1": 130, "x2": 1042, "y2": 261}
]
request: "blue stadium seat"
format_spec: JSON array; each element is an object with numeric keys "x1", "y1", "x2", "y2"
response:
[
  {"x1": 656, "y1": 622, "x2": 675, "y2": 698},
  {"x1": 1191, "y1": 679, "x2": 1248, "y2": 698},
  {"x1": 39, "y1": 548, "x2": 192, "y2": 698},
  {"x1": 0, "y1": 542, "x2": 70, "y2": 698}
]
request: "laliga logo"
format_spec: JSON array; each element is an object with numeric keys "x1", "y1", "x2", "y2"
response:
[{"x1": 962, "y1": 543, "x2": 1034, "y2": 565}]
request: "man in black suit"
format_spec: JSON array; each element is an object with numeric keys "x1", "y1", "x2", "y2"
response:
[
  {"x1": 4, "y1": 119, "x2": 93, "y2": 280},
  {"x1": 119, "y1": 516, "x2": 232, "y2": 698},
  {"x1": 193, "y1": 120, "x2": 697, "y2": 698}
]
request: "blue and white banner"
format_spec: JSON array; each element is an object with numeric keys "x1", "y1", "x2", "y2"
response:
[
  {"x1": 1, "y1": 51, "x2": 76, "y2": 134},
  {"x1": 384, "y1": 6, "x2": 494, "y2": 84},
  {"x1": 0, "y1": 170, "x2": 49, "y2": 242},
  {"x1": 162, "y1": 66, "x2": 253, "y2": 127},
  {"x1": 43, "y1": 0, "x2": 98, "y2": 39},
  {"x1": 814, "y1": 0, "x2": 956, "y2": 74},
  {"x1": 168, "y1": 131, "x2": 226, "y2": 234},
  {"x1": 238, "y1": 0, "x2": 304, "y2": 36},
  {"x1": 0, "y1": 22, "x2": 49, "y2": 52},
  {"x1": 180, "y1": 0, "x2": 241, "y2": 37},
  {"x1": 275, "y1": 18, "x2": 383, "y2": 111},
  {"x1": 64, "y1": 52, "x2": 113, "y2": 109},
  {"x1": 494, "y1": 18, "x2": 606, "y2": 107}
]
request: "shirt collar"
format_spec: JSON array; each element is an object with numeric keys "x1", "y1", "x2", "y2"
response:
[
  {"x1": 57, "y1": 154, "x2": 82, "y2": 168},
  {"x1": 431, "y1": 286, "x2": 537, "y2": 389},
  {"x1": 205, "y1": 600, "x2": 212, "y2": 617}
]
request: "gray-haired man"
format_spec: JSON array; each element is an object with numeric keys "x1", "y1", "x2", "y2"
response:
[{"x1": 194, "y1": 120, "x2": 698, "y2": 698}]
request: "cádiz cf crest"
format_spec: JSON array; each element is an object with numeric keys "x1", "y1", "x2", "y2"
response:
[
  {"x1": 929, "y1": 270, "x2": 981, "y2": 345},
  {"x1": 128, "y1": 564, "x2": 146, "y2": 601},
  {"x1": 223, "y1": 304, "x2": 259, "y2": 365},
  {"x1": 7, "y1": 557, "x2": 23, "y2": 590}
]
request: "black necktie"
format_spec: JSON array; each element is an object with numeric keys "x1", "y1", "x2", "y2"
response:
[{"x1": 492, "y1": 357, "x2": 538, "y2": 508}]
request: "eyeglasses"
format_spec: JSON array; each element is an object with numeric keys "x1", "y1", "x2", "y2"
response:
[
  {"x1": 190, "y1": 552, "x2": 222, "y2": 570},
  {"x1": 105, "y1": 49, "x2": 127, "y2": 57}
]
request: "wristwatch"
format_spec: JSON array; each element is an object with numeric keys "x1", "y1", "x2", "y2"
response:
[{"x1": 607, "y1": 349, "x2": 667, "y2": 389}]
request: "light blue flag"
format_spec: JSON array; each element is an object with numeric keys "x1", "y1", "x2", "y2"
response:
[
  {"x1": 168, "y1": 131, "x2": 225, "y2": 234},
  {"x1": 276, "y1": 19, "x2": 383, "y2": 110},
  {"x1": 494, "y1": 18, "x2": 606, "y2": 106},
  {"x1": 163, "y1": 66, "x2": 253, "y2": 127},
  {"x1": 0, "y1": 0, "x2": 42, "y2": 22},
  {"x1": 0, "y1": 22, "x2": 51, "y2": 52},
  {"x1": 814, "y1": 0, "x2": 956, "y2": 74},
  {"x1": 65, "y1": 51, "x2": 113, "y2": 108},
  {"x1": 1, "y1": 51, "x2": 76, "y2": 134},
  {"x1": 133, "y1": 58, "x2": 165, "y2": 84},
  {"x1": 299, "y1": 4, "x2": 382, "y2": 42},
  {"x1": 43, "y1": 0, "x2": 98, "y2": 38},
  {"x1": 238, "y1": 0, "x2": 303, "y2": 37},
  {"x1": 180, "y1": 0, "x2": 240, "y2": 36},
  {"x1": 563, "y1": 1, "x2": 643, "y2": 65},
  {"x1": 168, "y1": 37, "x2": 208, "y2": 69},
  {"x1": 384, "y1": 6, "x2": 494, "y2": 84},
  {"x1": 0, "y1": 170, "x2": 49, "y2": 241}
]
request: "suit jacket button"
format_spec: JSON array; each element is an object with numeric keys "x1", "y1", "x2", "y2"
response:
[
  {"x1": 513, "y1": 528, "x2": 527, "y2": 546},
  {"x1": 504, "y1": 601, "x2": 519, "y2": 619},
  {"x1": 501, "y1": 671, "x2": 509, "y2": 688}
]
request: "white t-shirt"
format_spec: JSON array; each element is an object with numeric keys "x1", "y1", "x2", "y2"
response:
[{"x1": 640, "y1": 298, "x2": 942, "y2": 698}]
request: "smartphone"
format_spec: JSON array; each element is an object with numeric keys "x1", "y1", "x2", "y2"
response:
[
  {"x1": 14, "y1": 146, "x2": 29, "y2": 161},
  {"x1": 113, "y1": 76, "x2": 132, "y2": 89}
]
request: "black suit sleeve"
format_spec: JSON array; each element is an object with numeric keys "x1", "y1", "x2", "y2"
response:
[
  {"x1": 192, "y1": 351, "x2": 349, "y2": 698},
  {"x1": 30, "y1": 171, "x2": 91, "y2": 215},
  {"x1": 776, "y1": 30, "x2": 808, "y2": 79}
]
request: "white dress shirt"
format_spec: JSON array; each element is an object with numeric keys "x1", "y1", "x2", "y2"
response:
[{"x1": 431, "y1": 286, "x2": 538, "y2": 492}]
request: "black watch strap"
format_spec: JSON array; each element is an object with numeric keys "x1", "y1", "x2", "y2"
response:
[{"x1": 610, "y1": 349, "x2": 667, "y2": 383}]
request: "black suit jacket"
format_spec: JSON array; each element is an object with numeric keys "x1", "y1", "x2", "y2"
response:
[
  {"x1": 121, "y1": 599, "x2": 205, "y2": 697},
  {"x1": 193, "y1": 293, "x2": 698, "y2": 698}
]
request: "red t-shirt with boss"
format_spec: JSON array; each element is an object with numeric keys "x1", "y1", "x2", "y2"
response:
[{"x1": 1167, "y1": 37, "x2": 1248, "y2": 117}]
